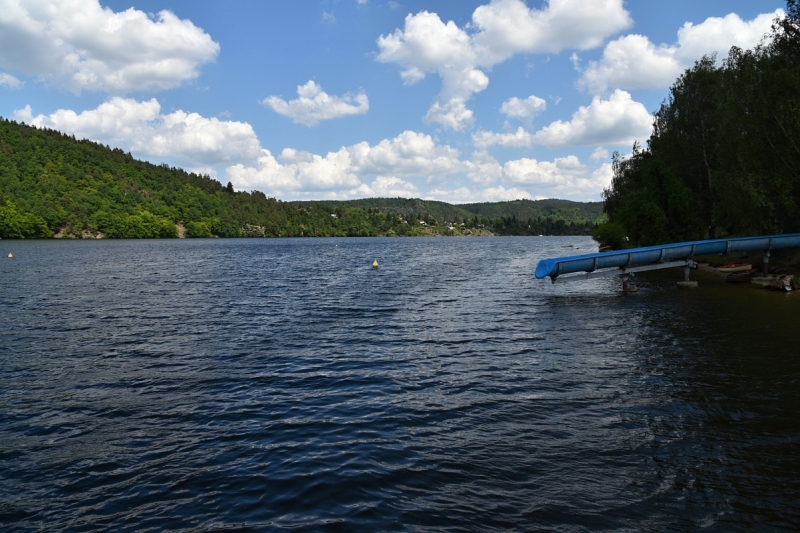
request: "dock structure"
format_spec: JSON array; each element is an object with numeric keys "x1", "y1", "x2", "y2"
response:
[{"x1": 535, "y1": 233, "x2": 800, "y2": 285}]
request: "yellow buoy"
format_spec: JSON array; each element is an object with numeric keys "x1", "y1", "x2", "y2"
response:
[
  {"x1": 372, "y1": 259, "x2": 379, "y2": 269},
  {"x1": 7, "y1": 253, "x2": 12, "y2": 259}
]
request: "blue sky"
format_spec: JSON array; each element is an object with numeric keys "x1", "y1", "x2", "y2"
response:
[{"x1": 0, "y1": 0, "x2": 785, "y2": 203}]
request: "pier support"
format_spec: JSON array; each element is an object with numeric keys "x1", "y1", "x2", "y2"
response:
[
  {"x1": 763, "y1": 251, "x2": 770, "y2": 276},
  {"x1": 675, "y1": 264, "x2": 699, "y2": 288},
  {"x1": 622, "y1": 275, "x2": 638, "y2": 293}
]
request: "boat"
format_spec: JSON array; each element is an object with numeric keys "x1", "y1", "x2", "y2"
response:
[
  {"x1": 716, "y1": 263, "x2": 753, "y2": 273},
  {"x1": 725, "y1": 268, "x2": 758, "y2": 283}
]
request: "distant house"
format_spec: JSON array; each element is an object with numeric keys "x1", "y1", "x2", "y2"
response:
[{"x1": 330, "y1": 213, "x2": 338, "y2": 218}]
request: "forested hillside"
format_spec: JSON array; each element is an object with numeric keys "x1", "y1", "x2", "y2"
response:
[
  {"x1": 0, "y1": 118, "x2": 601, "y2": 238},
  {"x1": 596, "y1": 1, "x2": 800, "y2": 248},
  {"x1": 292, "y1": 198, "x2": 604, "y2": 236}
]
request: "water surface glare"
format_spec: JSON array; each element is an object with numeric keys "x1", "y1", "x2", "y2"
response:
[{"x1": 1, "y1": 237, "x2": 799, "y2": 531}]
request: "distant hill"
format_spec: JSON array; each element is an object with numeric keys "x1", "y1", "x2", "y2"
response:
[
  {"x1": 0, "y1": 118, "x2": 602, "y2": 238},
  {"x1": 460, "y1": 199, "x2": 604, "y2": 223},
  {"x1": 291, "y1": 198, "x2": 605, "y2": 227}
]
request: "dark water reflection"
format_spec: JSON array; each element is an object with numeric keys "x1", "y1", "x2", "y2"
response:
[{"x1": 1, "y1": 237, "x2": 798, "y2": 532}]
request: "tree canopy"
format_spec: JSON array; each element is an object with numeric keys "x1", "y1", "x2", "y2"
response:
[{"x1": 597, "y1": 2, "x2": 800, "y2": 248}]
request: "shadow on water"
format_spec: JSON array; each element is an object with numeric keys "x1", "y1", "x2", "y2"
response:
[{"x1": 535, "y1": 265, "x2": 800, "y2": 530}]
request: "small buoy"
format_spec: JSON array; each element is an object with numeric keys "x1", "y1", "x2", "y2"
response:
[
  {"x1": 372, "y1": 259, "x2": 379, "y2": 269},
  {"x1": 7, "y1": 253, "x2": 12, "y2": 259}
]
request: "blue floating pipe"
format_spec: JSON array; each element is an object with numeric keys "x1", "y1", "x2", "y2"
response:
[{"x1": 535, "y1": 233, "x2": 800, "y2": 279}]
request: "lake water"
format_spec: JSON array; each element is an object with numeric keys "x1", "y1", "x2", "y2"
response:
[{"x1": 1, "y1": 236, "x2": 799, "y2": 532}]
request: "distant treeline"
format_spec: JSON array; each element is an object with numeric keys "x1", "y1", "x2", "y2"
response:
[
  {"x1": 596, "y1": 1, "x2": 800, "y2": 248},
  {"x1": 292, "y1": 198, "x2": 604, "y2": 236},
  {"x1": 0, "y1": 118, "x2": 602, "y2": 239}
]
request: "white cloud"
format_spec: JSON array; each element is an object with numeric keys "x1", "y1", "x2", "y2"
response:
[
  {"x1": 469, "y1": 0, "x2": 632, "y2": 64},
  {"x1": 472, "y1": 126, "x2": 533, "y2": 148},
  {"x1": 226, "y1": 130, "x2": 467, "y2": 197},
  {"x1": 228, "y1": 148, "x2": 360, "y2": 194},
  {"x1": 377, "y1": 11, "x2": 475, "y2": 89},
  {"x1": 227, "y1": 151, "x2": 298, "y2": 192},
  {"x1": 0, "y1": 72, "x2": 22, "y2": 88},
  {"x1": 590, "y1": 147, "x2": 609, "y2": 161},
  {"x1": 467, "y1": 150, "x2": 503, "y2": 184},
  {"x1": 503, "y1": 155, "x2": 587, "y2": 186},
  {"x1": 425, "y1": 185, "x2": 534, "y2": 203},
  {"x1": 377, "y1": 0, "x2": 631, "y2": 128},
  {"x1": 500, "y1": 155, "x2": 611, "y2": 200},
  {"x1": 366, "y1": 176, "x2": 420, "y2": 197},
  {"x1": 0, "y1": 0, "x2": 219, "y2": 94},
  {"x1": 500, "y1": 95, "x2": 546, "y2": 119},
  {"x1": 533, "y1": 90, "x2": 652, "y2": 147},
  {"x1": 14, "y1": 98, "x2": 262, "y2": 167},
  {"x1": 423, "y1": 97, "x2": 474, "y2": 130},
  {"x1": 580, "y1": 10, "x2": 782, "y2": 93},
  {"x1": 349, "y1": 130, "x2": 467, "y2": 177},
  {"x1": 263, "y1": 80, "x2": 369, "y2": 126},
  {"x1": 591, "y1": 162, "x2": 614, "y2": 190}
]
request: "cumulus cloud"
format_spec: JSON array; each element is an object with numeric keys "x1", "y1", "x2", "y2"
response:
[
  {"x1": 500, "y1": 95, "x2": 546, "y2": 119},
  {"x1": 377, "y1": 11, "x2": 476, "y2": 91},
  {"x1": 579, "y1": 10, "x2": 782, "y2": 93},
  {"x1": 14, "y1": 98, "x2": 262, "y2": 167},
  {"x1": 0, "y1": 72, "x2": 22, "y2": 88},
  {"x1": 0, "y1": 0, "x2": 219, "y2": 94},
  {"x1": 425, "y1": 185, "x2": 534, "y2": 203},
  {"x1": 224, "y1": 129, "x2": 611, "y2": 201},
  {"x1": 503, "y1": 155, "x2": 587, "y2": 186},
  {"x1": 590, "y1": 147, "x2": 609, "y2": 161},
  {"x1": 263, "y1": 80, "x2": 369, "y2": 126},
  {"x1": 497, "y1": 155, "x2": 612, "y2": 200},
  {"x1": 423, "y1": 97, "x2": 473, "y2": 130},
  {"x1": 226, "y1": 130, "x2": 468, "y2": 196},
  {"x1": 376, "y1": 0, "x2": 631, "y2": 127},
  {"x1": 367, "y1": 176, "x2": 420, "y2": 197},
  {"x1": 228, "y1": 148, "x2": 361, "y2": 195},
  {"x1": 591, "y1": 162, "x2": 614, "y2": 190},
  {"x1": 467, "y1": 150, "x2": 503, "y2": 184},
  {"x1": 349, "y1": 130, "x2": 467, "y2": 176},
  {"x1": 533, "y1": 90, "x2": 652, "y2": 147},
  {"x1": 472, "y1": 126, "x2": 534, "y2": 148},
  {"x1": 469, "y1": 0, "x2": 632, "y2": 64}
]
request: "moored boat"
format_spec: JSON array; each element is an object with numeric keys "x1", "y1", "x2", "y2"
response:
[
  {"x1": 717, "y1": 263, "x2": 753, "y2": 273},
  {"x1": 725, "y1": 268, "x2": 758, "y2": 283}
]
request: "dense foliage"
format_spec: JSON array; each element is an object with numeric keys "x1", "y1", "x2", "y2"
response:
[
  {"x1": 0, "y1": 118, "x2": 602, "y2": 239},
  {"x1": 293, "y1": 198, "x2": 604, "y2": 236},
  {"x1": 598, "y1": 1, "x2": 800, "y2": 248}
]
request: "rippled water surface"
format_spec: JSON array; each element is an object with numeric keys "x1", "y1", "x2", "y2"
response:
[{"x1": 1, "y1": 237, "x2": 799, "y2": 532}]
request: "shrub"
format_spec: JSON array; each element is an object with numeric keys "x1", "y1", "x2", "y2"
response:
[{"x1": 592, "y1": 222, "x2": 628, "y2": 250}]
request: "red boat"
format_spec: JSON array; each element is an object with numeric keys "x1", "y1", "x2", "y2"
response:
[
  {"x1": 717, "y1": 263, "x2": 753, "y2": 273},
  {"x1": 725, "y1": 268, "x2": 758, "y2": 283}
]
